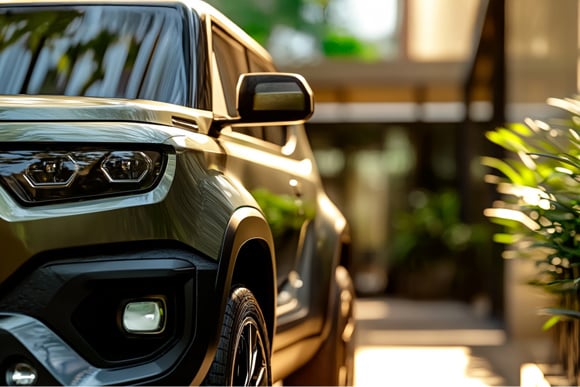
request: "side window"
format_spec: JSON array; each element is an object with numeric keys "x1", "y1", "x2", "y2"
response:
[
  {"x1": 212, "y1": 27, "x2": 247, "y2": 117},
  {"x1": 248, "y1": 51, "x2": 275, "y2": 73}
]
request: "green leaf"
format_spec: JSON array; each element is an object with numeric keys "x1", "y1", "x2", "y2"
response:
[
  {"x1": 486, "y1": 128, "x2": 528, "y2": 153},
  {"x1": 542, "y1": 315, "x2": 560, "y2": 330},
  {"x1": 510, "y1": 122, "x2": 533, "y2": 136},
  {"x1": 493, "y1": 233, "x2": 517, "y2": 244},
  {"x1": 481, "y1": 157, "x2": 525, "y2": 185}
]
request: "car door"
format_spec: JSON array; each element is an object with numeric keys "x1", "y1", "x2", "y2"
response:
[{"x1": 210, "y1": 24, "x2": 317, "y2": 313}]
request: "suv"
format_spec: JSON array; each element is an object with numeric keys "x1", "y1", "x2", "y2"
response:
[{"x1": 0, "y1": 1, "x2": 355, "y2": 386}]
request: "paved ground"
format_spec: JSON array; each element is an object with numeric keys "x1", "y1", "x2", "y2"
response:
[{"x1": 353, "y1": 297, "x2": 559, "y2": 386}]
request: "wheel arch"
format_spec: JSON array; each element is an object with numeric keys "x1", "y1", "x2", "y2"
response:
[
  {"x1": 231, "y1": 239, "x2": 276, "y2": 343},
  {"x1": 214, "y1": 206, "x2": 276, "y2": 346}
]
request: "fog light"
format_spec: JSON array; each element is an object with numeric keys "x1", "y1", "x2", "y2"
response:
[
  {"x1": 122, "y1": 299, "x2": 165, "y2": 334},
  {"x1": 6, "y1": 362, "x2": 37, "y2": 386}
]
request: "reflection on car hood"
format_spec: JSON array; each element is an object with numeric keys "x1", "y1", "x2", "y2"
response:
[{"x1": 0, "y1": 95, "x2": 206, "y2": 128}]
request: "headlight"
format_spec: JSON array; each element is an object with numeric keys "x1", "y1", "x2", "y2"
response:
[{"x1": 0, "y1": 146, "x2": 167, "y2": 205}]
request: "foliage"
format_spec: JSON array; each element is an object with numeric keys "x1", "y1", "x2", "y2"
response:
[
  {"x1": 483, "y1": 97, "x2": 580, "y2": 329},
  {"x1": 205, "y1": 0, "x2": 377, "y2": 61},
  {"x1": 391, "y1": 189, "x2": 488, "y2": 270},
  {"x1": 204, "y1": 0, "x2": 308, "y2": 47}
]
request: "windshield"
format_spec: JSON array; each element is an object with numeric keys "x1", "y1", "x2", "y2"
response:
[{"x1": 0, "y1": 5, "x2": 189, "y2": 105}]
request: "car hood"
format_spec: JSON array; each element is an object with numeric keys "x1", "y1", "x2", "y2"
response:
[{"x1": 0, "y1": 95, "x2": 211, "y2": 132}]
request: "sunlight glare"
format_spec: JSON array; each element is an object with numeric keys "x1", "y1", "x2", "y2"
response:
[
  {"x1": 355, "y1": 346, "x2": 492, "y2": 387},
  {"x1": 328, "y1": 0, "x2": 398, "y2": 40}
]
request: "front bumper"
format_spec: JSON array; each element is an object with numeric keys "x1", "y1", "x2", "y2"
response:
[
  {"x1": 0, "y1": 244, "x2": 219, "y2": 385},
  {"x1": 0, "y1": 312, "x2": 185, "y2": 385}
]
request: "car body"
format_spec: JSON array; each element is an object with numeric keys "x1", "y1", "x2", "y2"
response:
[{"x1": 0, "y1": 0, "x2": 355, "y2": 386}]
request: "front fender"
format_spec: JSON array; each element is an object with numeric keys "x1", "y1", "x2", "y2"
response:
[
  {"x1": 216, "y1": 206, "x2": 276, "y2": 312},
  {"x1": 192, "y1": 207, "x2": 276, "y2": 384}
]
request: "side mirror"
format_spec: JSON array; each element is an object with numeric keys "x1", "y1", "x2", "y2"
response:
[{"x1": 236, "y1": 73, "x2": 314, "y2": 124}]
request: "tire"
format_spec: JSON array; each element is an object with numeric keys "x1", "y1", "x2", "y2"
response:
[
  {"x1": 285, "y1": 266, "x2": 356, "y2": 386},
  {"x1": 204, "y1": 287, "x2": 271, "y2": 386}
]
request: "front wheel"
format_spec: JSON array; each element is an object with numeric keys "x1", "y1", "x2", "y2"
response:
[{"x1": 204, "y1": 287, "x2": 271, "y2": 386}]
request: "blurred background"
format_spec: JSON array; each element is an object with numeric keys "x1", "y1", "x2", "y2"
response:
[
  {"x1": 207, "y1": 0, "x2": 577, "y2": 314},
  {"x1": 206, "y1": 0, "x2": 580, "y2": 384}
]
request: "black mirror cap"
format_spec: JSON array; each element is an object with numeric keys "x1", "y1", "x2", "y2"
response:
[{"x1": 236, "y1": 73, "x2": 314, "y2": 124}]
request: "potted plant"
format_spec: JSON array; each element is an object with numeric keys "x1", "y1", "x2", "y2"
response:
[{"x1": 484, "y1": 96, "x2": 580, "y2": 384}]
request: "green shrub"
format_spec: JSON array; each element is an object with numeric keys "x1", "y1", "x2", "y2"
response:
[{"x1": 392, "y1": 189, "x2": 479, "y2": 270}]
